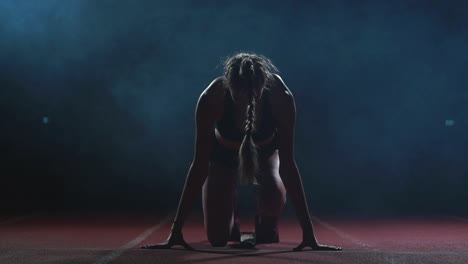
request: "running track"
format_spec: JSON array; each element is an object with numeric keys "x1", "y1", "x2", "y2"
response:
[{"x1": 1, "y1": 211, "x2": 467, "y2": 264}]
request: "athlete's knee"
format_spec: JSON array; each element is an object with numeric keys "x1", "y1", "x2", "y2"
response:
[
  {"x1": 262, "y1": 185, "x2": 286, "y2": 205},
  {"x1": 257, "y1": 189, "x2": 286, "y2": 216}
]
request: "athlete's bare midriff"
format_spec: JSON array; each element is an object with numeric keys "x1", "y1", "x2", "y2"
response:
[{"x1": 214, "y1": 127, "x2": 276, "y2": 150}]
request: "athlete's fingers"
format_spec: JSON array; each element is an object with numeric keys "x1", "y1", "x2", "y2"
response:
[
  {"x1": 293, "y1": 242, "x2": 306, "y2": 251},
  {"x1": 320, "y1": 245, "x2": 342, "y2": 251},
  {"x1": 182, "y1": 241, "x2": 194, "y2": 250},
  {"x1": 313, "y1": 244, "x2": 342, "y2": 251}
]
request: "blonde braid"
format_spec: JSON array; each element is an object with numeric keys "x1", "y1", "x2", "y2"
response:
[{"x1": 238, "y1": 61, "x2": 260, "y2": 185}]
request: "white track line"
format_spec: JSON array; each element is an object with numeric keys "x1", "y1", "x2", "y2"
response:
[
  {"x1": 93, "y1": 212, "x2": 174, "y2": 264},
  {"x1": 0, "y1": 214, "x2": 37, "y2": 225},
  {"x1": 311, "y1": 216, "x2": 378, "y2": 251}
]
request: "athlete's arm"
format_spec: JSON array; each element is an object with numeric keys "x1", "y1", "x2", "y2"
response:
[
  {"x1": 171, "y1": 78, "x2": 222, "y2": 232},
  {"x1": 141, "y1": 78, "x2": 222, "y2": 250},
  {"x1": 272, "y1": 74, "x2": 315, "y2": 235},
  {"x1": 273, "y1": 74, "x2": 341, "y2": 251}
]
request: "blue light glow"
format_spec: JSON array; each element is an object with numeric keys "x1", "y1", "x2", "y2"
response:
[{"x1": 445, "y1": 120, "x2": 455, "y2": 127}]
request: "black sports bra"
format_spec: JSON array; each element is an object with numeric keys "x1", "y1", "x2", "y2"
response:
[{"x1": 215, "y1": 88, "x2": 277, "y2": 142}]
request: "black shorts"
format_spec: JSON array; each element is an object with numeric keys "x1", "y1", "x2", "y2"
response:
[{"x1": 209, "y1": 135, "x2": 279, "y2": 170}]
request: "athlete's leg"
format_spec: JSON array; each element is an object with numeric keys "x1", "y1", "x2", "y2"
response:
[
  {"x1": 202, "y1": 161, "x2": 238, "y2": 247},
  {"x1": 255, "y1": 150, "x2": 286, "y2": 216},
  {"x1": 254, "y1": 150, "x2": 287, "y2": 243}
]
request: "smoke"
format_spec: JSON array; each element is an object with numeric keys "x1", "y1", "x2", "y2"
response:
[{"x1": 1, "y1": 0, "x2": 467, "y2": 214}]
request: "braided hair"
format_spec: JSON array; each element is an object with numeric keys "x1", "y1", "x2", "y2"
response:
[{"x1": 222, "y1": 52, "x2": 279, "y2": 185}]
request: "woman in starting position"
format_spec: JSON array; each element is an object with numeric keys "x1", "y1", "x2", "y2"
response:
[{"x1": 141, "y1": 52, "x2": 341, "y2": 251}]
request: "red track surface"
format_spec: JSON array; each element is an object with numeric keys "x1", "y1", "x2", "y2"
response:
[{"x1": 1, "y1": 211, "x2": 467, "y2": 264}]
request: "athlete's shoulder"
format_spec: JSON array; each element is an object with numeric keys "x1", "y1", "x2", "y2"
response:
[
  {"x1": 196, "y1": 76, "x2": 227, "y2": 120},
  {"x1": 200, "y1": 76, "x2": 227, "y2": 101},
  {"x1": 270, "y1": 73, "x2": 294, "y2": 106}
]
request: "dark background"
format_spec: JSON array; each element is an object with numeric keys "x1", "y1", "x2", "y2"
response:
[{"x1": 1, "y1": 0, "x2": 467, "y2": 216}]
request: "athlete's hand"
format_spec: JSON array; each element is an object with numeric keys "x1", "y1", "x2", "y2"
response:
[
  {"x1": 293, "y1": 229, "x2": 342, "y2": 251},
  {"x1": 140, "y1": 230, "x2": 193, "y2": 250},
  {"x1": 293, "y1": 241, "x2": 342, "y2": 251}
]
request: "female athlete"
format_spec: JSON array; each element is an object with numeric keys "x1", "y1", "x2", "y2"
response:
[{"x1": 141, "y1": 52, "x2": 341, "y2": 251}]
